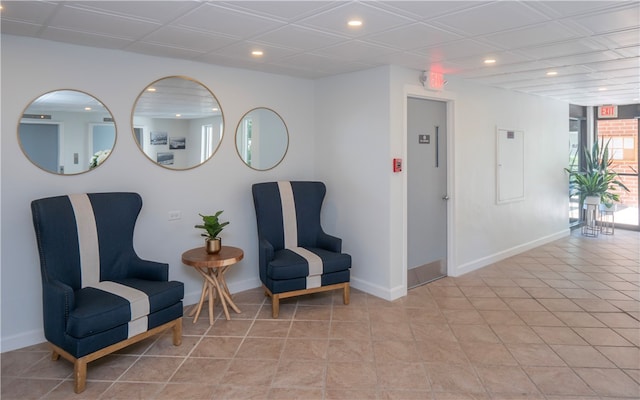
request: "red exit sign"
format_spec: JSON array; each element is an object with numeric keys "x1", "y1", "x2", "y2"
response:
[
  {"x1": 427, "y1": 71, "x2": 445, "y2": 90},
  {"x1": 598, "y1": 105, "x2": 618, "y2": 118}
]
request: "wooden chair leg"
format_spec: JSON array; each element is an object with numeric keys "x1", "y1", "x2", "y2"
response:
[
  {"x1": 73, "y1": 358, "x2": 87, "y2": 394},
  {"x1": 343, "y1": 283, "x2": 350, "y2": 305},
  {"x1": 51, "y1": 350, "x2": 60, "y2": 361},
  {"x1": 172, "y1": 318, "x2": 183, "y2": 346},
  {"x1": 271, "y1": 294, "x2": 280, "y2": 318}
]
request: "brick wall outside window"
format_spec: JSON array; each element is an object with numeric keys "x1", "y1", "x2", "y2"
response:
[{"x1": 597, "y1": 119, "x2": 638, "y2": 206}]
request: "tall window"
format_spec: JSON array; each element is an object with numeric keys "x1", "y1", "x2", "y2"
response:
[
  {"x1": 238, "y1": 117, "x2": 253, "y2": 165},
  {"x1": 568, "y1": 118, "x2": 581, "y2": 224},
  {"x1": 201, "y1": 124, "x2": 214, "y2": 162},
  {"x1": 597, "y1": 118, "x2": 639, "y2": 228}
]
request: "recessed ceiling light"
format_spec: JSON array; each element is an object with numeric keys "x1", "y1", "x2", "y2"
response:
[
  {"x1": 84, "y1": 107, "x2": 92, "y2": 111},
  {"x1": 212, "y1": 108, "x2": 219, "y2": 112},
  {"x1": 484, "y1": 59, "x2": 496, "y2": 64},
  {"x1": 175, "y1": 113, "x2": 182, "y2": 117},
  {"x1": 546, "y1": 71, "x2": 558, "y2": 76},
  {"x1": 348, "y1": 19, "x2": 362, "y2": 27},
  {"x1": 147, "y1": 87, "x2": 156, "y2": 92},
  {"x1": 251, "y1": 50, "x2": 263, "y2": 56},
  {"x1": 598, "y1": 87, "x2": 607, "y2": 91}
]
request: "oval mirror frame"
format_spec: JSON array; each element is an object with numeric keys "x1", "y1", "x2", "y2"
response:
[
  {"x1": 235, "y1": 107, "x2": 289, "y2": 171},
  {"x1": 131, "y1": 76, "x2": 224, "y2": 171},
  {"x1": 18, "y1": 89, "x2": 116, "y2": 175}
]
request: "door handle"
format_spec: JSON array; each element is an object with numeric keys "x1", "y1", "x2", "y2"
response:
[{"x1": 442, "y1": 195, "x2": 449, "y2": 200}]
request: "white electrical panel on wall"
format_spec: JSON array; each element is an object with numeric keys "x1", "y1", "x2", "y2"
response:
[{"x1": 496, "y1": 127, "x2": 525, "y2": 204}]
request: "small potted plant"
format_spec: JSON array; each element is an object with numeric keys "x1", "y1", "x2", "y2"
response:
[{"x1": 195, "y1": 211, "x2": 229, "y2": 254}]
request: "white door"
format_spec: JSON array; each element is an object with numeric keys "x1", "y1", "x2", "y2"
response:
[{"x1": 407, "y1": 97, "x2": 448, "y2": 288}]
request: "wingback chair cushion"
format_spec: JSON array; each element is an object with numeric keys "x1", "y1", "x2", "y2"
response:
[
  {"x1": 252, "y1": 181, "x2": 351, "y2": 295},
  {"x1": 31, "y1": 192, "x2": 184, "y2": 358}
]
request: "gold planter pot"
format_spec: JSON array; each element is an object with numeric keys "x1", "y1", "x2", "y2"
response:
[{"x1": 205, "y1": 238, "x2": 221, "y2": 254}]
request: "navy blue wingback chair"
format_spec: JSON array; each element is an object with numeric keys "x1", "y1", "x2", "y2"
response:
[
  {"x1": 31, "y1": 192, "x2": 184, "y2": 393},
  {"x1": 252, "y1": 181, "x2": 351, "y2": 317}
]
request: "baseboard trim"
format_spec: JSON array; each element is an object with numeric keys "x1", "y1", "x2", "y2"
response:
[
  {"x1": 1, "y1": 328, "x2": 46, "y2": 353},
  {"x1": 453, "y1": 229, "x2": 570, "y2": 277},
  {"x1": 350, "y1": 276, "x2": 406, "y2": 301}
]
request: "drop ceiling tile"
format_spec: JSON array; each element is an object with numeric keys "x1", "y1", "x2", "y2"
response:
[
  {"x1": 0, "y1": 1, "x2": 58, "y2": 25},
  {"x1": 252, "y1": 63, "x2": 320, "y2": 79},
  {"x1": 296, "y1": 1, "x2": 414, "y2": 37},
  {"x1": 543, "y1": 50, "x2": 621, "y2": 67},
  {"x1": 67, "y1": 1, "x2": 202, "y2": 24},
  {"x1": 573, "y1": 4, "x2": 640, "y2": 34},
  {"x1": 125, "y1": 41, "x2": 205, "y2": 60},
  {"x1": 374, "y1": 51, "x2": 434, "y2": 71},
  {"x1": 40, "y1": 27, "x2": 133, "y2": 50},
  {"x1": 252, "y1": 25, "x2": 347, "y2": 51},
  {"x1": 373, "y1": 1, "x2": 491, "y2": 20},
  {"x1": 219, "y1": 1, "x2": 339, "y2": 21},
  {"x1": 601, "y1": 67, "x2": 640, "y2": 80},
  {"x1": 457, "y1": 60, "x2": 555, "y2": 78},
  {"x1": 480, "y1": 21, "x2": 583, "y2": 50},
  {"x1": 0, "y1": 19, "x2": 43, "y2": 37},
  {"x1": 449, "y1": 51, "x2": 535, "y2": 70},
  {"x1": 273, "y1": 53, "x2": 375, "y2": 76},
  {"x1": 365, "y1": 22, "x2": 462, "y2": 50},
  {"x1": 526, "y1": 1, "x2": 625, "y2": 18},
  {"x1": 412, "y1": 39, "x2": 501, "y2": 62},
  {"x1": 209, "y1": 41, "x2": 300, "y2": 62},
  {"x1": 311, "y1": 40, "x2": 399, "y2": 63},
  {"x1": 140, "y1": 26, "x2": 237, "y2": 53},
  {"x1": 594, "y1": 28, "x2": 640, "y2": 48},
  {"x1": 613, "y1": 45, "x2": 640, "y2": 58},
  {"x1": 429, "y1": 1, "x2": 548, "y2": 36},
  {"x1": 581, "y1": 56, "x2": 640, "y2": 72},
  {"x1": 513, "y1": 39, "x2": 608, "y2": 60},
  {"x1": 173, "y1": 3, "x2": 285, "y2": 39},
  {"x1": 47, "y1": 4, "x2": 161, "y2": 39}
]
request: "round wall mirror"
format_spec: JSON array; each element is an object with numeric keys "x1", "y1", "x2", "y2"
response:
[
  {"x1": 235, "y1": 108, "x2": 289, "y2": 170},
  {"x1": 131, "y1": 76, "x2": 224, "y2": 170},
  {"x1": 18, "y1": 90, "x2": 116, "y2": 175}
]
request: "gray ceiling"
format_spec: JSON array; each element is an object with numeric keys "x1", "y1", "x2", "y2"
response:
[{"x1": 2, "y1": 1, "x2": 639, "y2": 106}]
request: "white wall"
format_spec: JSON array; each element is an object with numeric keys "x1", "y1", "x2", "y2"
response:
[
  {"x1": 314, "y1": 66, "x2": 394, "y2": 299},
  {"x1": 1, "y1": 35, "x2": 316, "y2": 351},
  {"x1": 1, "y1": 35, "x2": 571, "y2": 352},
  {"x1": 315, "y1": 65, "x2": 570, "y2": 300}
]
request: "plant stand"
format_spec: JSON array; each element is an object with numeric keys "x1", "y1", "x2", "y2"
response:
[
  {"x1": 582, "y1": 197, "x2": 600, "y2": 237},
  {"x1": 599, "y1": 204, "x2": 615, "y2": 235}
]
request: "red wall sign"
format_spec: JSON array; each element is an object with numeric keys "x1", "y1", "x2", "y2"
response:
[
  {"x1": 598, "y1": 105, "x2": 618, "y2": 118},
  {"x1": 427, "y1": 71, "x2": 445, "y2": 90}
]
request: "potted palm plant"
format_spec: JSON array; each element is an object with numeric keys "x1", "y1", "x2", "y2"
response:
[
  {"x1": 566, "y1": 139, "x2": 629, "y2": 208},
  {"x1": 566, "y1": 139, "x2": 629, "y2": 235},
  {"x1": 195, "y1": 211, "x2": 229, "y2": 254}
]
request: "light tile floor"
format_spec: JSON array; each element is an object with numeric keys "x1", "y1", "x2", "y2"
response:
[{"x1": 2, "y1": 229, "x2": 639, "y2": 399}]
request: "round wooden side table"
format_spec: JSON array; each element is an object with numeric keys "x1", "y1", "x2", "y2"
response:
[{"x1": 181, "y1": 245, "x2": 243, "y2": 325}]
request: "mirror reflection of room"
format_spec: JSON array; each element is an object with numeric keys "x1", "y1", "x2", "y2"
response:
[
  {"x1": 132, "y1": 76, "x2": 224, "y2": 170},
  {"x1": 236, "y1": 107, "x2": 289, "y2": 171},
  {"x1": 18, "y1": 90, "x2": 116, "y2": 175}
]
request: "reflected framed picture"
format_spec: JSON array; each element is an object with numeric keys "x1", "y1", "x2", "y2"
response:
[
  {"x1": 156, "y1": 152, "x2": 174, "y2": 165},
  {"x1": 169, "y1": 137, "x2": 186, "y2": 149},
  {"x1": 150, "y1": 131, "x2": 168, "y2": 145}
]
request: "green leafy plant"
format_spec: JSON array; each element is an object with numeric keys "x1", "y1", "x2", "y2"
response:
[
  {"x1": 565, "y1": 139, "x2": 629, "y2": 207},
  {"x1": 195, "y1": 211, "x2": 229, "y2": 240}
]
